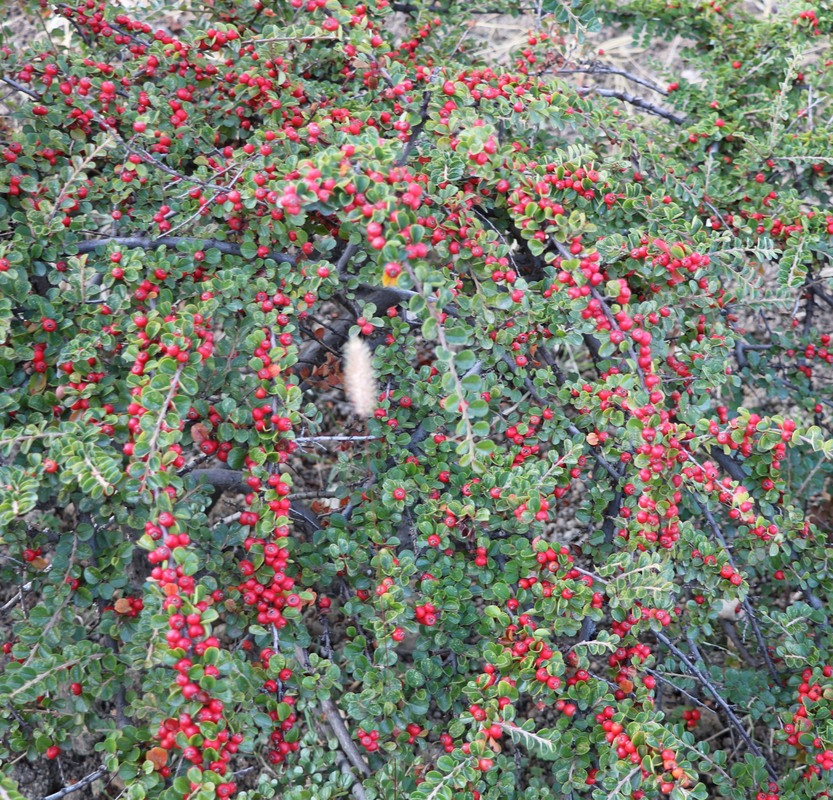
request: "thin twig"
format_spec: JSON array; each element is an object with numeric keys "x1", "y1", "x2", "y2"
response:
[
  {"x1": 38, "y1": 767, "x2": 108, "y2": 800},
  {"x1": 708, "y1": 448, "x2": 829, "y2": 622},
  {"x1": 610, "y1": 766, "x2": 641, "y2": 797},
  {"x1": 100, "y1": 124, "x2": 227, "y2": 192},
  {"x1": 721, "y1": 619, "x2": 757, "y2": 667},
  {"x1": 322, "y1": 727, "x2": 368, "y2": 800},
  {"x1": 319, "y1": 698, "x2": 372, "y2": 777},
  {"x1": 692, "y1": 495, "x2": 780, "y2": 683},
  {"x1": 645, "y1": 667, "x2": 711, "y2": 711},
  {"x1": 577, "y1": 86, "x2": 687, "y2": 124},
  {"x1": 556, "y1": 62, "x2": 668, "y2": 95},
  {"x1": 0, "y1": 75, "x2": 41, "y2": 100},
  {"x1": 395, "y1": 82, "x2": 435, "y2": 167},
  {"x1": 294, "y1": 648, "x2": 371, "y2": 779},
  {"x1": 655, "y1": 631, "x2": 778, "y2": 781}
]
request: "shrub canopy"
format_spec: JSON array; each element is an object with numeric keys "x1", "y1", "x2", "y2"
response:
[{"x1": 1, "y1": 0, "x2": 833, "y2": 799}]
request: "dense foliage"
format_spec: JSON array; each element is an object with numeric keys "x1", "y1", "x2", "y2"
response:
[{"x1": 1, "y1": 0, "x2": 833, "y2": 798}]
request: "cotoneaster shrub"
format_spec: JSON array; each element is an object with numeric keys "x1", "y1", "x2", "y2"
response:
[{"x1": 1, "y1": 0, "x2": 833, "y2": 799}]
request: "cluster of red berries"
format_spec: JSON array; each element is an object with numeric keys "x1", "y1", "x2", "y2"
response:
[
  {"x1": 22, "y1": 546, "x2": 43, "y2": 564},
  {"x1": 155, "y1": 708, "x2": 242, "y2": 777},
  {"x1": 596, "y1": 706, "x2": 692, "y2": 792},
  {"x1": 610, "y1": 609, "x2": 651, "y2": 638},
  {"x1": 780, "y1": 665, "x2": 833, "y2": 777},
  {"x1": 414, "y1": 602, "x2": 439, "y2": 626},
  {"x1": 597, "y1": 706, "x2": 641, "y2": 764},
  {"x1": 755, "y1": 784, "x2": 781, "y2": 800},
  {"x1": 263, "y1": 690, "x2": 299, "y2": 765},
  {"x1": 517, "y1": 573, "x2": 604, "y2": 608},
  {"x1": 125, "y1": 420, "x2": 237, "y2": 787},
  {"x1": 357, "y1": 728, "x2": 381, "y2": 753},
  {"x1": 55, "y1": 359, "x2": 110, "y2": 423},
  {"x1": 237, "y1": 538, "x2": 298, "y2": 628},
  {"x1": 690, "y1": 549, "x2": 743, "y2": 585},
  {"x1": 403, "y1": 722, "x2": 422, "y2": 744},
  {"x1": 682, "y1": 708, "x2": 701, "y2": 729},
  {"x1": 609, "y1": 643, "x2": 653, "y2": 672},
  {"x1": 794, "y1": 8, "x2": 820, "y2": 29},
  {"x1": 473, "y1": 546, "x2": 489, "y2": 567},
  {"x1": 683, "y1": 460, "x2": 781, "y2": 541},
  {"x1": 111, "y1": 595, "x2": 144, "y2": 618},
  {"x1": 708, "y1": 410, "x2": 794, "y2": 480},
  {"x1": 794, "y1": 333, "x2": 833, "y2": 381},
  {"x1": 31, "y1": 341, "x2": 50, "y2": 373}
]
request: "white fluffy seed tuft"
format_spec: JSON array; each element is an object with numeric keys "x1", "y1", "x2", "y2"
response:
[
  {"x1": 342, "y1": 335, "x2": 377, "y2": 418},
  {"x1": 716, "y1": 598, "x2": 744, "y2": 620}
]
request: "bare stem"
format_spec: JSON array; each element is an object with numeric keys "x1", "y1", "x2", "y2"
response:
[
  {"x1": 556, "y1": 62, "x2": 669, "y2": 95},
  {"x1": 0, "y1": 75, "x2": 41, "y2": 100},
  {"x1": 655, "y1": 631, "x2": 778, "y2": 782},
  {"x1": 578, "y1": 86, "x2": 687, "y2": 124},
  {"x1": 38, "y1": 767, "x2": 108, "y2": 800},
  {"x1": 294, "y1": 648, "x2": 371, "y2": 782},
  {"x1": 691, "y1": 495, "x2": 780, "y2": 683}
]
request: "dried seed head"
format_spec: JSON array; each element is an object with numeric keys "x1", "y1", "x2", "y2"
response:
[
  {"x1": 716, "y1": 598, "x2": 744, "y2": 620},
  {"x1": 342, "y1": 335, "x2": 377, "y2": 418}
]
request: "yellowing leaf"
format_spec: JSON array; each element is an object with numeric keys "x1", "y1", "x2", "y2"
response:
[
  {"x1": 114, "y1": 598, "x2": 132, "y2": 614},
  {"x1": 146, "y1": 747, "x2": 168, "y2": 771}
]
